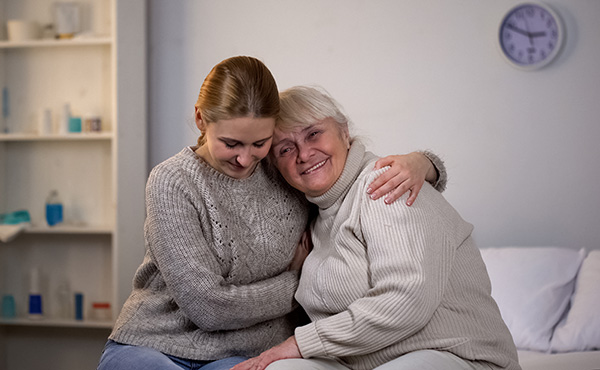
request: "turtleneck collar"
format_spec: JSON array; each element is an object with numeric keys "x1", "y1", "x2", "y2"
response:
[{"x1": 307, "y1": 142, "x2": 368, "y2": 210}]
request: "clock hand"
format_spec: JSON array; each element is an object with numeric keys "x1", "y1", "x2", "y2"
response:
[
  {"x1": 506, "y1": 23, "x2": 530, "y2": 37},
  {"x1": 529, "y1": 31, "x2": 547, "y2": 38},
  {"x1": 522, "y1": 16, "x2": 534, "y2": 46}
]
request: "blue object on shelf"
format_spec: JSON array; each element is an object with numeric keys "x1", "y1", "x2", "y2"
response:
[
  {"x1": 29, "y1": 294, "x2": 43, "y2": 316},
  {"x1": 68, "y1": 117, "x2": 82, "y2": 132},
  {"x1": 2, "y1": 295, "x2": 16, "y2": 318},
  {"x1": 45, "y1": 191, "x2": 63, "y2": 226},
  {"x1": 2, "y1": 87, "x2": 9, "y2": 119},
  {"x1": 0, "y1": 210, "x2": 31, "y2": 225},
  {"x1": 75, "y1": 292, "x2": 84, "y2": 320}
]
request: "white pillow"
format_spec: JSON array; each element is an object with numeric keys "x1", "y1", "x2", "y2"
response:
[
  {"x1": 550, "y1": 250, "x2": 600, "y2": 352},
  {"x1": 479, "y1": 247, "x2": 585, "y2": 352}
]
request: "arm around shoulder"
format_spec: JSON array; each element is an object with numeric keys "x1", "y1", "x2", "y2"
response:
[{"x1": 420, "y1": 150, "x2": 447, "y2": 192}]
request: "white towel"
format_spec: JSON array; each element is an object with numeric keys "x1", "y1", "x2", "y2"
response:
[{"x1": 0, "y1": 223, "x2": 29, "y2": 243}]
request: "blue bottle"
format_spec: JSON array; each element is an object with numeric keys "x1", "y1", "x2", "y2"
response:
[{"x1": 45, "y1": 190, "x2": 63, "y2": 226}]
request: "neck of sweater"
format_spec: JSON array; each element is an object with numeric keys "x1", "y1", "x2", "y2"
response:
[{"x1": 307, "y1": 142, "x2": 368, "y2": 210}]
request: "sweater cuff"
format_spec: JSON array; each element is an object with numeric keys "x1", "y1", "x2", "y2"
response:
[
  {"x1": 420, "y1": 150, "x2": 447, "y2": 192},
  {"x1": 295, "y1": 322, "x2": 327, "y2": 358}
]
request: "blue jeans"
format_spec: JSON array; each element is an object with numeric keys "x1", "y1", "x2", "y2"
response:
[{"x1": 97, "y1": 340, "x2": 248, "y2": 370}]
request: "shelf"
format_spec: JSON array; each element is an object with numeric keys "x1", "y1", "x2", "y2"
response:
[
  {"x1": 0, "y1": 37, "x2": 112, "y2": 49},
  {"x1": 0, "y1": 132, "x2": 113, "y2": 142},
  {"x1": 0, "y1": 1, "x2": 146, "y2": 367},
  {"x1": 25, "y1": 224, "x2": 113, "y2": 235},
  {"x1": 0, "y1": 317, "x2": 113, "y2": 329}
]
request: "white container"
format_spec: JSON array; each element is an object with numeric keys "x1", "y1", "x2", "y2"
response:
[
  {"x1": 39, "y1": 108, "x2": 53, "y2": 135},
  {"x1": 54, "y1": 3, "x2": 81, "y2": 39},
  {"x1": 7, "y1": 20, "x2": 40, "y2": 42}
]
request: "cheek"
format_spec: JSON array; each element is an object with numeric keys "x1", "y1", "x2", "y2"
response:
[
  {"x1": 255, "y1": 146, "x2": 271, "y2": 160},
  {"x1": 211, "y1": 144, "x2": 230, "y2": 160},
  {"x1": 275, "y1": 158, "x2": 296, "y2": 180}
]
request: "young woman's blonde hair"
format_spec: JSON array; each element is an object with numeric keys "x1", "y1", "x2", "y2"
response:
[{"x1": 195, "y1": 56, "x2": 280, "y2": 146}]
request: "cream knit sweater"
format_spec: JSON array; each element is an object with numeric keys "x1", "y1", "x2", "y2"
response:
[
  {"x1": 294, "y1": 143, "x2": 520, "y2": 370},
  {"x1": 109, "y1": 147, "x2": 309, "y2": 360}
]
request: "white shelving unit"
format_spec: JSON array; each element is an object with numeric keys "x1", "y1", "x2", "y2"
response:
[{"x1": 0, "y1": 1, "x2": 146, "y2": 369}]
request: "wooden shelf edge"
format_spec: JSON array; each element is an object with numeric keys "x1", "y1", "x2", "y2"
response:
[
  {"x1": 0, "y1": 132, "x2": 113, "y2": 142},
  {"x1": 25, "y1": 225, "x2": 114, "y2": 235},
  {"x1": 0, "y1": 37, "x2": 112, "y2": 49},
  {"x1": 0, "y1": 317, "x2": 113, "y2": 329}
]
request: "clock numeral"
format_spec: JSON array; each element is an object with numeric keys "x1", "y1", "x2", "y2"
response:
[
  {"x1": 516, "y1": 10, "x2": 525, "y2": 19},
  {"x1": 526, "y1": 7, "x2": 535, "y2": 17}
]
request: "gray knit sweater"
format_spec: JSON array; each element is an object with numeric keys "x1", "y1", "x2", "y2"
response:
[
  {"x1": 294, "y1": 143, "x2": 520, "y2": 370},
  {"x1": 109, "y1": 147, "x2": 309, "y2": 360}
]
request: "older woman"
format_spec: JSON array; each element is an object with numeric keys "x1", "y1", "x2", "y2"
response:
[{"x1": 232, "y1": 86, "x2": 520, "y2": 370}]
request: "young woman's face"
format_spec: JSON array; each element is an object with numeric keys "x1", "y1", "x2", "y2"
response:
[
  {"x1": 197, "y1": 115, "x2": 275, "y2": 179},
  {"x1": 271, "y1": 117, "x2": 349, "y2": 197}
]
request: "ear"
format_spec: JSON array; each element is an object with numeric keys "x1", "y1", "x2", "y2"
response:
[
  {"x1": 195, "y1": 107, "x2": 205, "y2": 131},
  {"x1": 341, "y1": 124, "x2": 351, "y2": 149}
]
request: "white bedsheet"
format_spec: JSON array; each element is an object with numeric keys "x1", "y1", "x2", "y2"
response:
[{"x1": 518, "y1": 350, "x2": 600, "y2": 370}]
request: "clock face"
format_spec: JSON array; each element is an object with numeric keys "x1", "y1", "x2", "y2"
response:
[{"x1": 499, "y1": 3, "x2": 563, "y2": 69}]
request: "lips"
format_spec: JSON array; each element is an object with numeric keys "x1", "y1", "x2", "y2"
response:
[{"x1": 302, "y1": 159, "x2": 327, "y2": 175}]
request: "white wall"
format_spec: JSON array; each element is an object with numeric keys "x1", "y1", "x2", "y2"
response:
[{"x1": 148, "y1": 0, "x2": 600, "y2": 250}]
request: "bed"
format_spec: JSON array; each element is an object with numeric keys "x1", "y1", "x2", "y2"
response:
[{"x1": 480, "y1": 247, "x2": 600, "y2": 370}]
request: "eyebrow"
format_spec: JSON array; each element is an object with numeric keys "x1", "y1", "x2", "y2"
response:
[
  {"x1": 220, "y1": 135, "x2": 272, "y2": 145},
  {"x1": 272, "y1": 123, "x2": 321, "y2": 147}
]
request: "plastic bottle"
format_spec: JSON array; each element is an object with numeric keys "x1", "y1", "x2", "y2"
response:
[
  {"x1": 60, "y1": 103, "x2": 71, "y2": 134},
  {"x1": 74, "y1": 292, "x2": 84, "y2": 320},
  {"x1": 28, "y1": 267, "x2": 43, "y2": 319},
  {"x1": 56, "y1": 280, "x2": 71, "y2": 319},
  {"x1": 45, "y1": 190, "x2": 63, "y2": 227}
]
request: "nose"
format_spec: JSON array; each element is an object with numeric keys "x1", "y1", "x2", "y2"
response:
[
  {"x1": 235, "y1": 147, "x2": 254, "y2": 167},
  {"x1": 296, "y1": 143, "x2": 312, "y2": 163}
]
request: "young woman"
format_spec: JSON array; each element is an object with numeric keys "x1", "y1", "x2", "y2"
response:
[{"x1": 97, "y1": 57, "x2": 444, "y2": 370}]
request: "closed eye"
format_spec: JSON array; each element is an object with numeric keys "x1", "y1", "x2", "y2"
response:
[
  {"x1": 253, "y1": 139, "x2": 269, "y2": 148},
  {"x1": 278, "y1": 146, "x2": 295, "y2": 156},
  {"x1": 307, "y1": 130, "x2": 321, "y2": 140}
]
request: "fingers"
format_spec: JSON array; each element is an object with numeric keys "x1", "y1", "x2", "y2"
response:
[
  {"x1": 367, "y1": 171, "x2": 398, "y2": 199},
  {"x1": 404, "y1": 182, "x2": 423, "y2": 206},
  {"x1": 385, "y1": 178, "x2": 425, "y2": 205},
  {"x1": 380, "y1": 177, "x2": 411, "y2": 205},
  {"x1": 373, "y1": 156, "x2": 394, "y2": 170},
  {"x1": 231, "y1": 358, "x2": 255, "y2": 370},
  {"x1": 301, "y1": 230, "x2": 313, "y2": 252}
]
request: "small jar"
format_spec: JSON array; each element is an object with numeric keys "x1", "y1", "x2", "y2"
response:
[
  {"x1": 83, "y1": 115, "x2": 102, "y2": 133},
  {"x1": 90, "y1": 302, "x2": 112, "y2": 322}
]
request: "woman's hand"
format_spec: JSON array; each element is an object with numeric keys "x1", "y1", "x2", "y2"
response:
[
  {"x1": 288, "y1": 230, "x2": 312, "y2": 272},
  {"x1": 231, "y1": 336, "x2": 302, "y2": 370},
  {"x1": 367, "y1": 152, "x2": 437, "y2": 206}
]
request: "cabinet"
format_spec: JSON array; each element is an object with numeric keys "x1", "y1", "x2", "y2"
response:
[{"x1": 0, "y1": 1, "x2": 146, "y2": 368}]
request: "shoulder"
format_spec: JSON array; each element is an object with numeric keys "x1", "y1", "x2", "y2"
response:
[{"x1": 147, "y1": 147, "x2": 210, "y2": 195}]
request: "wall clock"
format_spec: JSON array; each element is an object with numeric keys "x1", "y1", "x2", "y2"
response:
[{"x1": 499, "y1": 3, "x2": 564, "y2": 70}]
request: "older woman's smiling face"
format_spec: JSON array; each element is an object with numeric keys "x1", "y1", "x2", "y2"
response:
[{"x1": 271, "y1": 117, "x2": 350, "y2": 197}]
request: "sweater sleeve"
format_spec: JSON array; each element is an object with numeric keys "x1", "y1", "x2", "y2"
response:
[
  {"x1": 295, "y1": 182, "x2": 453, "y2": 358},
  {"x1": 143, "y1": 166, "x2": 300, "y2": 332},
  {"x1": 420, "y1": 150, "x2": 447, "y2": 192}
]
